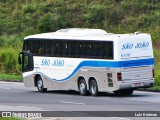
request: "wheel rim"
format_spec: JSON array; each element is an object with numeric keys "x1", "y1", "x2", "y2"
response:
[
  {"x1": 91, "y1": 83, "x2": 96, "y2": 94},
  {"x1": 37, "y1": 80, "x2": 43, "y2": 90},
  {"x1": 80, "y1": 82, "x2": 85, "y2": 94},
  {"x1": 90, "y1": 80, "x2": 98, "y2": 96}
]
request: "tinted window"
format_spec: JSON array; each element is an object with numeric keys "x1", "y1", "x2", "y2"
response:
[
  {"x1": 92, "y1": 42, "x2": 103, "y2": 58},
  {"x1": 79, "y1": 41, "x2": 86, "y2": 57},
  {"x1": 51, "y1": 40, "x2": 67, "y2": 57},
  {"x1": 51, "y1": 40, "x2": 56, "y2": 56},
  {"x1": 32, "y1": 40, "x2": 39, "y2": 55},
  {"x1": 45, "y1": 40, "x2": 51, "y2": 55},
  {"x1": 23, "y1": 39, "x2": 113, "y2": 59},
  {"x1": 104, "y1": 41, "x2": 113, "y2": 59},
  {"x1": 85, "y1": 42, "x2": 92, "y2": 57},
  {"x1": 38, "y1": 40, "x2": 45, "y2": 55},
  {"x1": 23, "y1": 40, "x2": 32, "y2": 52},
  {"x1": 68, "y1": 41, "x2": 79, "y2": 57}
]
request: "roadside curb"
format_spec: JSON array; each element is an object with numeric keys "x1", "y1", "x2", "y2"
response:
[{"x1": 137, "y1": 88, "x2": 160, "y2": 92}]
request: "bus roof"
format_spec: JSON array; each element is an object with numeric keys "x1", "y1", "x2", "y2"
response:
[{"x1": 24, "y1": 28, "x2": 149, "y2": 41}]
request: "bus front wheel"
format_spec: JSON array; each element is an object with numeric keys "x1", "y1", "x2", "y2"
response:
[
  {"x1": 90, "y1": 79, "x2": 98, "y2": 96},
  {"x1": 78, "y1": 78, "x2": 87, "y2": 96},
  {"x1": 37, "y1": 76, "x2": 47, "y2": 92}
]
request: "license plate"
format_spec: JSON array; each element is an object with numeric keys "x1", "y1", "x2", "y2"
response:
[{"x1": 132, "y1": 82, "x2": 144, "y2": 87}]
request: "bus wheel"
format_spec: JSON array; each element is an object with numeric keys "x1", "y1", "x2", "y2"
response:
[
  {"x1": 114, "y1": 89, "x2": 133, "y2": 96},
  {"x1": 90, "y1": 79, "x2": 98, "y2": 96},
  {"x1": 37, "y1": 77, "x2": 47, "y2": 92},
  {"x1": 78, "y1": 78, "x2": 87, "y2": 96}
]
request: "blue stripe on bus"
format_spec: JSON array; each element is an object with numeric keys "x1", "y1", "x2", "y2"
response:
[{"x1": 36, "y1": 58, "x2": 154, "y2": 82}]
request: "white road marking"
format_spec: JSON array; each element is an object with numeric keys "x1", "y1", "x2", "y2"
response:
[
  {"x1": 109, "y1": 117, "x2": 131, "y2": 120},
  {"x1": 60, "y1": 101, "x2": 85, "y2": 105},
  {"x1": 128, "y1": 98, "x2": 160, "y2": 103},
  {"x1": 0, "y1": 87, "x2": 11, "y2": 89},
  {"x1": 27, "y1": 117, "x2": 131, "y2": 120},
  {"x1": 24, "y1": 117, "x2": 73, "y2": 120},
  {"x1": 0, "y1": 104, "x2": 43, "y2": 111},
  {"x1": 17, "y1": 106, "x2": 43, "y2": 110}
]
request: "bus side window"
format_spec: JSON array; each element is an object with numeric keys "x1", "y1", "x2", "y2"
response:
[
  {"x1": 68, "y1": 41, "x2": 74, "y2": 57},
  {"x1": 55, "y1": 41, "x2": 66, "y2": 57},
  {"x1": 39, "y1": 48, "x2": 44, "y2": 55},
  {"x1": 45, "y1": 40, "x2": 51, "y2": 56},
  {"x1": 51, "y1": 41, "x2": 56, "y2": 56},
  {"x1": 108, "y1": 42, "x2": 113, "y2": 59},
  {"x1": 68, "y1": 41, "x2": 79, "y2": 57},
  {"x1": 104, "y1": 41, "x2": 113, "y2": 59},
  {"x1": 79, "y1": 41, "x2": 86, "y2": 58},
  {"x1": 23, "y1": 40, "x2": 31, "y2": 53},
  {"x1": 62, "y1": 41, "x2": 67, "y2": 56},
  {"x1": 86, "y1": 42, "x2": 92, "y2": 58},
  {"x1": 92, "y1": 42, "x2": 98, "y2": 58},
  {"x1": 23, "y1": 40, "x2": 28, "y2": 51},
  {"x1": 32, "y1": 40, "x2": 39, "y2": 55},
  {"x1": 92, "y1": 42, "x2": 103, "y2": 59},
  {"x1": 74, "y1": 41, "x2": 79, "y2": 57},
  {"x1": 55, "y1": 42, "x2": 59, "y2": 56},
  {"x1": 39, "y1": 40, "x2": 45, "y2": 55},
  {"x1": 98, "y1": 42, "x2": 103, "y2": 58}
]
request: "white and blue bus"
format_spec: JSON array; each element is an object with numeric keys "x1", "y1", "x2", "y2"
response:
[{"x1": 18, "y1": 28, "x2": 154, "y2": 96}]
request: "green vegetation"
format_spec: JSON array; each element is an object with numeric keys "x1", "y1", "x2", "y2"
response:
[
  {"x1": 154, "y1": 48, "x2": 160, "y2": 89},
  {"x1": 0, "y1": 74, "x2": 22, "y2": 81},
  {"x1": 0, "y1": 0, "x2": 160, "y2": 87},
  {"x1": 0, "y1": 117, "x2": 22, "y2": 120}
]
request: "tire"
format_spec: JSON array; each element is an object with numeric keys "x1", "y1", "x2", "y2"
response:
[
  {"x1": 37, "y1": 76, "x2": 47, "y2": 92},
  {"x1": 114, "y1": 89, "x2": 133, "y2": 96},
  {"x1": 78, "y1": 78, "x2": 87, "y2": 96},
  {"x1": 90, "y1": 79, "x2": 98, "y2": 96}
]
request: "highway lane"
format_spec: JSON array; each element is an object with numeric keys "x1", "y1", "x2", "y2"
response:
[{"x1": 0, "y1": 81, "x2": 160, "y2": 120}]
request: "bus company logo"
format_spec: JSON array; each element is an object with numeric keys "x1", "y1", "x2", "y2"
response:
[
  {"x1": 135, "y1": 42, "x2": 149, "y2": 49},
  {"x1": 122, "y1": 42, "x2": 149, "y2": 50},
  {"x1": 122, "y1": 43, "x2": 133, "y2": 50},
  {"x1": 41, "y1": 58, "x2": 64, "y2": 67}
]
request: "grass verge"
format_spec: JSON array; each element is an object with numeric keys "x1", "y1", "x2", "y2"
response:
[
  {"x1": 0, "y1": 74, "x2": 22, "y2": 82},
  {"x1": 148, "y1": 86, "x2": 160, "y2": 91},
  {"x1": 138, "y1": 85, "x2": 160, "y2": 92},
  {"x1": 0, "y1": 117, "x2": 22, "y2": 120}
]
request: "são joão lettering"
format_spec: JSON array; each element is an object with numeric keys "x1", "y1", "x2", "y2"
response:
[
  {"x1": 135, "y1": 42, "x2": 149, "y2": 49},
  {"x1": 122, "y1": 42, "x2": 149, "y2": 50},
  {"x1": 41, "y1": 58, "x2": 64, "y2": 67},
  {"x1": 122, "y1": 43, "x2": 133, "y2": 50}
]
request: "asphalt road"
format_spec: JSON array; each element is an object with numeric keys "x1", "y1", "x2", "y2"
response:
[{"x1": 0, "y1": 81, "x2": 160, "y2": 120}]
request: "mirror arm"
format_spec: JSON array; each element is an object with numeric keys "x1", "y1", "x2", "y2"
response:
[{"x1": 18, "y1": 52, "x2": 23, "y2": 65}]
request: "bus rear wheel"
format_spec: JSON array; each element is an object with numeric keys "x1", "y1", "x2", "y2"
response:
[
  {"x1": 78, "y1": 78, "x2": 87, "y2": 96},
  {"x1": 90, "y1": 79, "x2": 98, "y2": 96},
  {"x1": 37, "y1": 76, "x2": 47, "y2": 92},
  {"x1": 114, "y1": 89, "x2": 133, "y2": 96}
]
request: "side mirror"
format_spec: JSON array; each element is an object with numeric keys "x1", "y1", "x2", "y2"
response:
[
  {"x1": 18, "y1": 52, "x2": 23, "y2": 65},
  {"x1": 18, "y1": 55, "x2": 21, "y2": 65}
]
